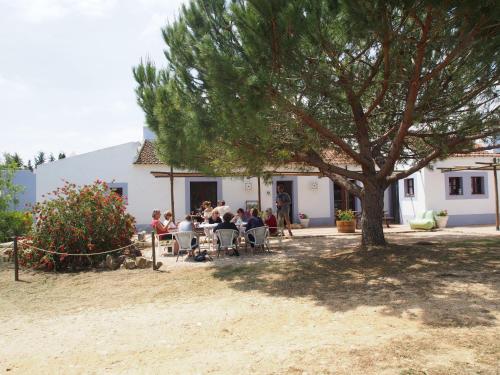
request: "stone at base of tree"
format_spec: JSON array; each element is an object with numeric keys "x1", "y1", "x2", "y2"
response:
[
  {"x1": 124, "y1": 258, "x2": 137, "y2": 269},
  {"x1": 155, "y1": 261, "x2": 163, "y2": 270},
  {"x1": 145, "y1": 260, "x2": 153, "y2": 268},
  {"x1": 105, "y1": 255, "x2": 121, "y2": 270},
  {"x1": 135, "y1": 257, "x2": 148, "y2": 268}
]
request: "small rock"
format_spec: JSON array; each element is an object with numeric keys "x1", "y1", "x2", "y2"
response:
[
  {"x1": 155, "y1": 261, "x2": 163, "y2": 270},
  {"x1": 135, "y1": 257, "x2": 148, "y2": 268},
  {"x1": 145, "y1": 260, "x2": 153, "y2": 268},
  {"x1": 106, "y1": 255, "x2": 121, "y2": 270},
  {"x1": 124, "y1": 258, "x2": 136, "y2": 269}
]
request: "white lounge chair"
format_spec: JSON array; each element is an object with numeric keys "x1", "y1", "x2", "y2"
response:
[
  {"x1": 245, "y1": 226, "x2": 270, "y2": 254},
  {"x1": 174, "y1": 231, "x2": 198, "y2": 262},
  {"x1": 215, "y1": 229, "x2": 239, "y2": 257}
]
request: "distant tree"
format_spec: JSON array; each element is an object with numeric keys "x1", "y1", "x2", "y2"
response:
[
  {"x1": 2, "y1": 153, "x2": 23, "y2": 169},
  {"x1": 0, "y1": 161, "x2": 22, "y2": 211},
  {"x1": 58, "y1": 152, "x2": 66, "y2": 160},
  {"x1": 26, "y1": 160, "x2": 33, "y2": 172},
  {"x1": 135, "y1": 0, "x2": 499, "y2": 246},
  {"x1": 34, "y1": 151, "x2": 46, "y2": 168},
  {"x1": 49, "y1": 153, "x2": 55, "y2": 162}
]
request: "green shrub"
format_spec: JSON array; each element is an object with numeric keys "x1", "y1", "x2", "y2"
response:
[
  {"x1": 20, "y1": 180, "x2": 136, "y2": 271},
  {"x1": 0, "y1": 211, "x2": 32, "y2": 242},
  {"x1": 336, "y1": 209, "x2": 355, "y2": 221}
]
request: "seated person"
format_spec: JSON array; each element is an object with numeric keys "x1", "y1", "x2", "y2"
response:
[
  {"x1": 231, "y1": 208, "x2": 248, "y2": 225},
  {"x1": 245, "y1": 208, "x2": 265, "y2": 247},
  {"x1": 215, "y1": 200, "x2": 231, "y2": 217},
  {"x1": 208, "y1": 209, "x2": 222, "y2": 224},
  {"x1": 202, "y1": 201, "x2": 213, "y2": 222},
  {"x1": 163, "y1": 210, "x2": 177, "y2": 232},
  {"x1": 151, "y1": 209, "x2": 179, "y2": 255},
  {"x1": 214, "y1": 212, "x2": 240, "y2": 256},
  {"x1": 177, "y1": 214, "x2": 199, "y2": 256},
  {"x1": 264, "y1": 208, "x2": 278, "y2": 235},
  {"x1": 151, "y1": 209, "x2": 169, "y2": 237}
]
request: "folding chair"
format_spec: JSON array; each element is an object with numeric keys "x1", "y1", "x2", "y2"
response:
[
  {"x1": 215, "y1": 229, "x2": 239, "y2": 257},
  {"x1": 245, "y1": 226, "x2": 270, "y2": 254},
  {"x1": 174, "y1": 231, "x2": 198, "y2": 262}
]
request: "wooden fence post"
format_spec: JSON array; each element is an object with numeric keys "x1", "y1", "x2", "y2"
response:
[
  {"x1": 151, "y1": 231, "x2": 157, "y2": 270},
  {"x1": 13, "y1": 236, "x2": 19, "y2": 281}
]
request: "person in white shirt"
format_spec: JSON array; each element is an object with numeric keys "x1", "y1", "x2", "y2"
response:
[
  {"x1": 215, "y1": 200, "x2": 231, "y2": 217},
  {"x1": 163, "y1": 211, "x2": 177, "y2": 231}
]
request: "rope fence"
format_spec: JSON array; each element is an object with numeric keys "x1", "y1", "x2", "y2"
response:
[
  {"x1": 19, "y1": 242, "x2": 136, "y2": 256},
  {"x1": 8, "y1": 226, "x2": 287, "y2": 281},
  {"x1": 9, "y1": 232, "x2": 161, "y2": 281}
]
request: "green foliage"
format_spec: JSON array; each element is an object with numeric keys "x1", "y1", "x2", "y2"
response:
[
  {"x1": 134, "y1": 0, "x2": 499, "y2": 245},
  {"x1": 0, "y1": 162, "x2": 23, "y2": 212},
  {"x1": 34, "y1": 151, "x2": 46, "y2": 167},
  {"x1": 336, "y1": 209, "x2": 355, "y2": 221},
  {"x1": 436, "y1": 210, "x2": 448, "y2": 217},
  {"x1": 2, "y1": 153, "x2": 23, "y2": 169},
  {"x1": 0, "y1": 211, "x2": 32, "y2": 242},
  {"x1": 20, "y1": 181, "x2": 136, "y2": 271},
  {"x1": 135, "y1": 0, "x2": 499, "y2": 181}
]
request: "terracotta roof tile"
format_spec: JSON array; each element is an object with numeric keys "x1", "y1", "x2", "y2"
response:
[
  {"x1": 451, "y1": 151, "x2": 500, "y2": 158},
  {"x1": 134, "y1": 140, "x2": 163, "y2": 164},
  {"x1": 321, "y1": 149, "x2": 355, "y2": 165}
]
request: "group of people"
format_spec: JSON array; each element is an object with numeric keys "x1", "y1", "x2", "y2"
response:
[{"x1": 150, "y1": 183, "x2": 294, "y2": 257}]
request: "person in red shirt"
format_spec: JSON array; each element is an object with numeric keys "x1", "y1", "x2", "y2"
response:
[
  {"x1": 264, "y1": 208, "x2": 278, "y2": 235},
  {"x1": 151, "y1": 209, "x2": 179, "y2": 254}
]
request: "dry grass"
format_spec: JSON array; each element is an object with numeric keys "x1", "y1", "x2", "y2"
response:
[{"x1": 0, "y1": 232, "x2": 499, "y2": 374}]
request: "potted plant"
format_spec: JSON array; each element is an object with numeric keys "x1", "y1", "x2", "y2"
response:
[
  {"x1": 435, "y1": 210, "x2": 448, "y2": 228},
  {"x1": 299, "y1": 212, "x2": 310, "y2": 228},
  {"x1": 336, "y1": 209, "x2": 356, "y2": 233}
]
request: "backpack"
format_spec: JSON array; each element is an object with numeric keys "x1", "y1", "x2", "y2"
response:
[{"x1": 194, "y1": 250, "x2": 209, "y2": 262}]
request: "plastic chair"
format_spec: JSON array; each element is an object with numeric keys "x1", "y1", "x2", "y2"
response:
[
  {"x1": 245, "y1": 226, "x2": 270, "y2": 254},
  {"x1": 215, "y1": 229, "x2": 239, "y2": 257},
  {"x1": 154, "y1": 232, "x2": 175, "y2": 255},
  {"x1": 174, "y1": 231, "x2": 198, "y2": 261}
]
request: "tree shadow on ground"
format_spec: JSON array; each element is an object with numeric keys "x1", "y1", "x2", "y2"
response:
[{"x1": 211, "y1": 235, "x2": 500, "y2": 328}]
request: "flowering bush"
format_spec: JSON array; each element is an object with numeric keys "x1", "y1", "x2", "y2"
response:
[
  {"x1": 299, "y1": 212, "x2": 308, "y2": 219},
  {"x1": 336, "y1": 209, "x2": 355, "y2": 221},
  {"x1": 20, "y1": 180, "x2": 136, "y2": 271},
  {"x1": 436, "y1": 210, "x2": 448, "y2": 217}
]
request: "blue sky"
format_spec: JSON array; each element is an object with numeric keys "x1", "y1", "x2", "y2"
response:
[{"x1": 0, "y1": 0, "x2": 186, "y2": 163}]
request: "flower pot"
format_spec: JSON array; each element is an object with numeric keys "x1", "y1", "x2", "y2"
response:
[
  {"x1": 337, "y1": 220, "x2": 356, "y2": 233},
  {"x1": 436, "y1": 216, "x2": 448, "y2": 229},
  {"x1": 300, "y1": 218, "x2": 310, "y2": 228}
]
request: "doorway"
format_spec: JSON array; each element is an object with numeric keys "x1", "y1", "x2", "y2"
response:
[
  {"x1": 333, "y1": 183, "x2": 356, "y2": 213},
  {"x1": 276, "y1": 180, "x2": 294, "y2": 223},
  {"x1": 190, "y1": 181, "x2": 217, "y2": 213}
]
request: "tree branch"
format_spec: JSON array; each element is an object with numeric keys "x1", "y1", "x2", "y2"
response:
[
  {"x1": 270, "y1": 89, "x2": 373, "y2": 169},
  {"x1": 378, "y1": 6, "x2": 433, "y2": 178}
]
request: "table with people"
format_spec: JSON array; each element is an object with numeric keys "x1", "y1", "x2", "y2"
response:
[{"x1": 151, "y1": 204, "x2": 281, "y2": 259}]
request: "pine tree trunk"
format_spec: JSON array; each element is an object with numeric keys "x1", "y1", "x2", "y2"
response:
[{"x1": 361, "y1": 183, "x2": 386, "y2": 246}]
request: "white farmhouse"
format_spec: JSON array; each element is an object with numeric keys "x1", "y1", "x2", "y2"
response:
[{"x1": 34, "y1": 128, "x2": 500, "y2": 230}]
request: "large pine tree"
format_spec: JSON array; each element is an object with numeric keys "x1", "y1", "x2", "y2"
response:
[{"x1": 135, "y1": 0, "x2": 499, "y2": 246}]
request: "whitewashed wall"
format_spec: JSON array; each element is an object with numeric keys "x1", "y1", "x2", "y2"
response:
[
  {"x1": 398, "y1": 170, "x2": 427, "y2": 224},
  {"x1": 297, "y1": 176, "x2": 333, "y2": 225},
  {"x1": 36, "y1": 142, "x2": 174, "y2": 230},
  {"x1": 424, "y1": 156, "x2": 499, "y2": 226}
]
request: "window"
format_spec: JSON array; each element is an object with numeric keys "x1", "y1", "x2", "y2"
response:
[
  {"x1": 110, "y1": 187, "x2": 123, "y2": 197},
  {"x1": 449, "y1": 177, "x2": 463, "y2": 195},
  {"x1": 404, "y1": 178, "x2": 415, "y2": 197},
  {"x1": 471, "y1": 176, "x2": 484, "y2": 195}
]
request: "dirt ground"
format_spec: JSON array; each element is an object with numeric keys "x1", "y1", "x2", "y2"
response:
[{"x1": 1, "y1": 230, "x2": 499, "y2": 374}]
